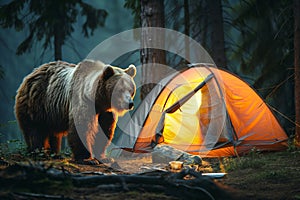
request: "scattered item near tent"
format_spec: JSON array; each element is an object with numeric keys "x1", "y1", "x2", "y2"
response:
[
  {"x1": 151, "y1": 144, "x2": 202, "y2": 165},
  {"x1": 152, "y1": 145, "x2": 183, "y2": 163},
  {"x1": 169, "y1": 161, "x2": 183, "y2": 170},
  {"x1": 116, "y1": 63, "x2": 288, "y2": 157},
  {"x1": 183, "y1": 155, "x2": 202, "y2": 165},
  {"x1": 202, "y1": 173, "x2": 227, "y2": 179}
]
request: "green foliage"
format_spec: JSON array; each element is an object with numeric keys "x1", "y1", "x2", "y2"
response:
[
  {"x1": 80, "y1": 2, "x2": 108, "y2": 37},
  {"x1": 227, "y1": 0, "x2": 294, "y2": 91},
  {"x1": 0, "y1": 137, "x2": 27, "y2": 158},
  {"x1": 223, "y1": 156, "x2": 264, "y2": 172},
  {"x1": 0, "y1": 133, "x2": 71, "y2": 161},
  {"x1": 287, "y1": 134, "x2": 300, "y2": 152},
  {"x1": 124, "y1": 0, "x2": 141, "y2": 28},
  {"x1": 0, "y1": 1, "x2": 25, "y2": 31},
  {"x1": 0, "y1": 0, "x2": 107, "y2": 56},
  {"x1": 222, "y1": 148, "x2": 265, "y2": 171}
]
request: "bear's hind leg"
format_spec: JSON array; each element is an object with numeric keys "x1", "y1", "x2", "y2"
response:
[
  {"x1": 22, "y1": 130, "x2": 34, "y2": 152},
  {"x1": 23, "y1": 128, "x2": 50, "y2": 155},
  {"x1": 49, "y1": 133, "x2": 64, "y2": 157}
]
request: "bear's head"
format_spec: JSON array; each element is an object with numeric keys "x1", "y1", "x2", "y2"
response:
[{"x1": 100, "y1": 64, "x2": 136, "y2": 116}]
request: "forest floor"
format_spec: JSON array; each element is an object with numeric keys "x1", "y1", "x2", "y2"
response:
[
  {"x1": 0, "y1": 149, "x2": 300, "y2": 200},
  {"x1": 219, "y1": 150, "x2": 300, "y2": 199}
]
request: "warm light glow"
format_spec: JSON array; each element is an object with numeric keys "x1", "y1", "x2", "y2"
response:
[{"x1": 163, "y1": 81, "x2": 204, "y2": 146}]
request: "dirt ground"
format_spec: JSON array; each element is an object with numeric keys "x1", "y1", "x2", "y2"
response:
[
  {"x1": 0, "y1": 150, "x2": 300, "y2": 200},
  {"x1": 113, "y1": 150, "x2": 300, "y2": 200}
]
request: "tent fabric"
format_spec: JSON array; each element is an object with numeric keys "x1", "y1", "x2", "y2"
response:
[{"x1": 116, "y1": 64, "x2": 288, "y2": 157}]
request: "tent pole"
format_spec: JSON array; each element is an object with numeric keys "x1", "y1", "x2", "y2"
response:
[{"x1": 234, "y1": 146, "x2": 240, "y2": 160}]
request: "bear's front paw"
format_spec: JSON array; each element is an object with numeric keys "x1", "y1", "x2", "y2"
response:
[
  {"x1": 75, "y1": 158, "x2": 100, "y2": 165},
  {"x1": 98, "y1": 157, "x2": 114, "y2": 164}
]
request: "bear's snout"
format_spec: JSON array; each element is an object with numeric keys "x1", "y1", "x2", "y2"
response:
[
  {"x1": 128, "y1": 99, "x2": 134, "y2": 110},
  {"x1": 123, "y1": 92, "x2": 134, "y2": 110},
  {"x1": 114, "y1": 94, "x2": 135, "y2": 112}
]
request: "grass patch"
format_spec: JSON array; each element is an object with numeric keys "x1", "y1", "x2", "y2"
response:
[
  {"x1": 222, "y1": 149, "x2": 266, "y2": 172},
  {"x1": 0, "y1": 136, "x2": 72, "y2": 163},
  {"x1": 221, "y1": 150, "x2": 300, "y2": 199},
  {"x1": 255, "y1": 169, "x2": 291, "y2": 181},
  {"x1": 222, "y1": 156, "x2": 265, "y2": 171}
]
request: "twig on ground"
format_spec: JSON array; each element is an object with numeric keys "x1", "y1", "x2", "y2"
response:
[{"x1": 12, "y1": 192, "x2": 73, "y2": 200}]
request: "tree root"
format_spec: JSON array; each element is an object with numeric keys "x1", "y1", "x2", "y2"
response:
[{"x1": 0, "y1": 162, "x2": 234, "y2": 200}]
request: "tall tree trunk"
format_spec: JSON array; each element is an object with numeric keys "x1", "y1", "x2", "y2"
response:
[
  {"x1": 207, "y1": 0, "x2": 227, "y2": 69},
  {"x1": 184, "y1": 0, "x2": 190, "y2": 62},
  {"x1": 294, "y1": 0, "x2": 300, "y2": 144},
  {"x1": 140, "y1": 0, "x2": 166, "y2": 100}
]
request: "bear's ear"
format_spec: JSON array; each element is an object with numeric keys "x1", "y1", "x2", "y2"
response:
[
  {"x1": 125, "y1": 64, "x2": 136, "y2": 77},
  {"x1": 103, "y1": 66, "x2": 115, "y2": 80}
]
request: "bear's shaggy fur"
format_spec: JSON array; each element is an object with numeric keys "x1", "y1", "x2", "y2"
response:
[{"x1": 15, "y1": 60, "x2": 136, "y2": 164}]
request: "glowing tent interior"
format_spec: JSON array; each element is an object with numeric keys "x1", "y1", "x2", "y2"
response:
[{"x1": 115, "y1": 64, "x2": 288, "y2": 157}]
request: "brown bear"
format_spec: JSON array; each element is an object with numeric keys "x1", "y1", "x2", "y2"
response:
[{"x1": 15, "y1": 60, "x2": 136, "y2": 164}]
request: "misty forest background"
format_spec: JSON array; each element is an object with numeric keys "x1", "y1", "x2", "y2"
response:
[{"x1": 0, "y1": 0, "x2": 298, "y2": 150}]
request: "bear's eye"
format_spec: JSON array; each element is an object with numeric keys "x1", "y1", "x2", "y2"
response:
[{"x1": 131, "y1": 90, "x2": 135, "y2": 97}]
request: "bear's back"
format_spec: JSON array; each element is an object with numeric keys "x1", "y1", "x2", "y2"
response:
[{"x1": 15, "y1": 61, "x2": 76, "y2": 131}]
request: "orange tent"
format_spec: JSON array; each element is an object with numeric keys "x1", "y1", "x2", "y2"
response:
[{"x1": 116, "y1": 64, "x2": 288, "y2": 157}]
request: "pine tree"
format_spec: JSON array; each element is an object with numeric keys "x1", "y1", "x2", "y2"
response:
[{"x1": 0, "y1": 0, "x2": 107, "y2": 60}]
